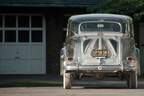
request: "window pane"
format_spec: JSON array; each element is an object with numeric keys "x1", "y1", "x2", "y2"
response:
[
  {"x1": 31, "y1": 16, "x2": 42, "y2": 27},
  {"x1": 18, "y1": 16, "x2": 29, "y2": 27},
  {"x1": 80, "y1": 22, "x2": 121, "y2": 32},
  {"x1": 18, "y1": 30, "x2": 29, "y2": 42},
  {"x1": 31, "y1": 31, "x2": 42, "y2": 42},
  {"x1": 0, "y1": 30, "x2": 2, "y2": 42},
  {"x1": 0, "y1": 16, "x2": 2, "y2": 27},
  {"x1": 5, "y1": 30, "x2": 16, "y2": 42},
  {"x1": 5, "y1": 16, "x2": 16, "y2": 27}
]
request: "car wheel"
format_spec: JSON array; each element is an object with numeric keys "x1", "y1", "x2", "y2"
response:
[
  {"x1": 127, "y1": 71, "x2": 138, "y2": 89},
  {"x1": 63, "y1": 72, "x2": 72, "y2": 89}
]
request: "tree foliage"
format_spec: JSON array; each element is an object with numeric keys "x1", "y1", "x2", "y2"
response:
[{"x1": 87, "y1": 0, "x2": 144, "y2": 22}]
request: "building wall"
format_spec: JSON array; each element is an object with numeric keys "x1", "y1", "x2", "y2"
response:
[
  {"x1": 45, "y1": 9, "x2": 86, "y2": 75},
  {"x1": 46, "y1": 15, "x2": 64, "y2": 74}
]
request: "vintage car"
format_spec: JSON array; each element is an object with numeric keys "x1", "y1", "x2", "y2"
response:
[{"x1": 60, "y1": 14, "x2": 140, "y2": 89}]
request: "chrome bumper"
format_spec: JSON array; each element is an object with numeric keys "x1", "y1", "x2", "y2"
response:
[{"x1": 64, "y1": 65, "x2": 135, "y2": 72}]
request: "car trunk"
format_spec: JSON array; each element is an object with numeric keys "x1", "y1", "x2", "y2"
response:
[{"x1": 79, "y1": 35, "x2": 121, "y2": 66}]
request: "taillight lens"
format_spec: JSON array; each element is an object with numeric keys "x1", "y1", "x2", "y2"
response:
[
  {"x1": 127, "y1": 57, "x2": 136, "y2": 64},
  {"x1": 64, "y1": 57, "x2": 73, "y2": 65},
  {"x1": 68, "y1": 57, "x2": 73, "y2": 61}
]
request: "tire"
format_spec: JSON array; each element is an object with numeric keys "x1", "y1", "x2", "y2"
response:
[
  {"x1": 127, "y1": 77, "x2": 130, "y2": 88},
  {"x1": 127, "y1": 71, "x2": 138, "y2": 89},
  {"x1": 63, "y1": 72, "x2": 72, "y2": 89}
]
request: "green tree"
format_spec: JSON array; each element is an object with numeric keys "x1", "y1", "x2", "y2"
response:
[{"x1": 87, "y1": 0, "x2": 144, "y2": 22}]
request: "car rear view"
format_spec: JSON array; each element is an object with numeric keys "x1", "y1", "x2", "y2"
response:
[{"x1": 60, "y1": 14, "x2": 140, "y2": 89}]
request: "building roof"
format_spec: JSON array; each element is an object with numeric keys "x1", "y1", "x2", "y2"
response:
[{"x1": 0, "y1": 0, "x2": 107, "y2": 7}]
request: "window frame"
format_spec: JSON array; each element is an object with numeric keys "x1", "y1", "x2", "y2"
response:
[
  {"x1": 79, "y1": 21, "x2": 122, "y2": 34},
  {"x1": 0, "y1": 14, "x2": 45, "y2": 43}
]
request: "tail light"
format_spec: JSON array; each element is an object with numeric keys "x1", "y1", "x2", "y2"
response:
[
  {"x1": 68, "y1": 57, "x2": 73, "y2": 61},
  {"x1": 64, "y1": 57, "x2": 73, "y2": 65},
  {"x1": 127, "y1": 56, "x2": 136, "y2": 64}
]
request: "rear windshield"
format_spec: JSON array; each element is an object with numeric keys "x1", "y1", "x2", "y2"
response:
[{"x1": 80, "y1": 22, "x2": 122, "y2": 32}]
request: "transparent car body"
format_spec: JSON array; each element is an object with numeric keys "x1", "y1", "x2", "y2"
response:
[{"x1": 60, "y1": 14, "x2": 140, "y2": 89}]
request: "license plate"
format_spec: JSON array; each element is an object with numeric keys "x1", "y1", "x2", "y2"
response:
[{"x1": 91, "y1": 49, "x2": 110, "y2": 57}]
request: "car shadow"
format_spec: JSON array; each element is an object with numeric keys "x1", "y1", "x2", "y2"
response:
[{"x1": 72, "y1": 80, "x2": 144, "y2": 89}]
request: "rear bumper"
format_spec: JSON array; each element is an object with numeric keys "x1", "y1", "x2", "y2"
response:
[{"x1": 64, "y1": 65, "x2": 136, "y2": 72}]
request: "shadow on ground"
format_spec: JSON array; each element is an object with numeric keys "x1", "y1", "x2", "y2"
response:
[{"x1": 0, "y1": 75, "x2": 144, "y2": 89}]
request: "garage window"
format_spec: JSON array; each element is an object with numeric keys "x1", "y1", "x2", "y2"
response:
[
  {"x1": 5, "y1": 30, "x2": 16, "y2": 42},
  {"x1": 0, "y1": 31, "x2": 2, "y2": 42},
  {"x1": 5, "y1": 16, "x2": 16, "y2": 27},
  {"x1": 31, "y1": 16, "x2": 42, "y2": 27},
  {"x1": 0, "y1": 16, "x2": 2, "y2": 27},
  {"x1": 0, "y1": 15, "x2": 45, "y2": 43},
  {"x1": 18, "y1": 30, "x2": 29, "y2": 42},
  {"x1": 18, "y1": 16, "x2": 29, "y2": 27},
  {"x1": 32, "y1": 31, "x2": 42, "y2": 42}
]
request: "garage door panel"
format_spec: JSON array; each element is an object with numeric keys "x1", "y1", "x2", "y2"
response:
[
  {"x1": 0, "y1": 60, "x2": 32, "y2": 74},
  {"x1": 0, "y1": 15, "x2": 46, "y2": 74},
  {"x1": 18, "y1": 45, "x2": 31, "y2": 59},
  {"x1": 18, "y1": 60, "x2": 31, "y2": 74},
  {"x1": 0, "y1": 59, "x2": 45, "y2": 74},
  {"x1": 30, "y1": 60, "x2": 45, "y2": 74},
  {"x1": 0, "y1": 60, "x2": 15, "y2": 74},
  {"x1": 0, "y1": 44, "x2": 17, "y2": 59},
  {"x1": 31, "y1": 45, "x2": 45, "y2": 59}
]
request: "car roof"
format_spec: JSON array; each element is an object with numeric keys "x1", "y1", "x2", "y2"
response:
[{"x1": 69, "y1": 14, "x2": 132, "y2": 23}]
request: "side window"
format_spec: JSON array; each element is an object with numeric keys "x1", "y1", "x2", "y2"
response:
[
  {"x1": 67, "y1": 23, "x2": 75, "y2": 38},
  {"x1": 130, "y1": 23, "x2": 134, "y2": 37}
]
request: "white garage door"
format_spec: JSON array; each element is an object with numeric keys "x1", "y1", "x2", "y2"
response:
[{"x1": 0, "y1": 15, "x2": 46, "y2": 74}]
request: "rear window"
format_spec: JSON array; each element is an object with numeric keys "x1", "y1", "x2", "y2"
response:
[{"x1": 80, "y1": 22, "x2": 121, "y2": 32}]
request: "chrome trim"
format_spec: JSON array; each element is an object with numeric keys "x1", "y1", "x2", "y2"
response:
[{"x1": 64, "y1": 65, "x2": 136, "y2": 72}]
